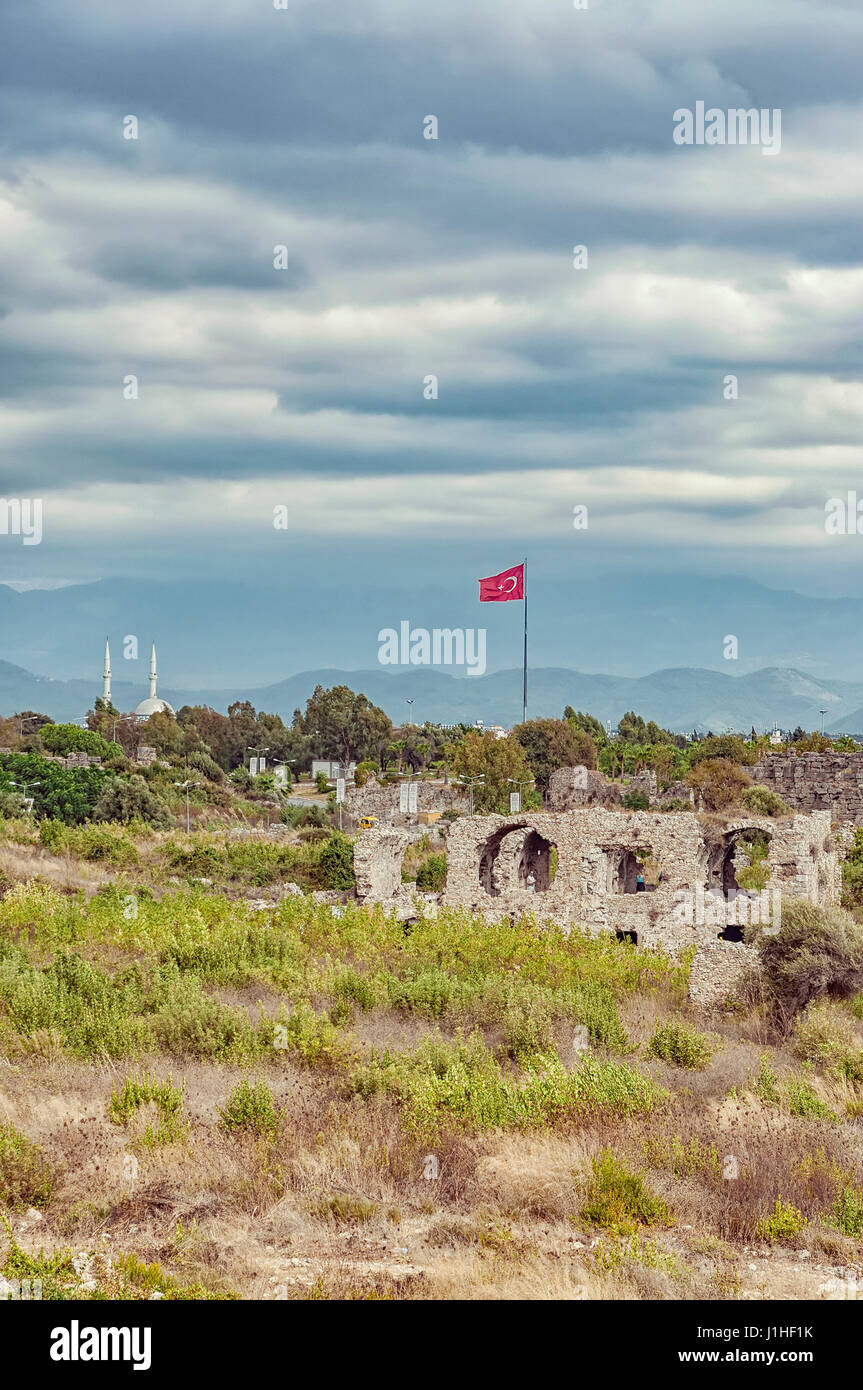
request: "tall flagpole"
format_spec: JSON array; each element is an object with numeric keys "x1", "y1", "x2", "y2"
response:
[{"x1": 522, "y1": 556, "x2": 528, "y2": 724}]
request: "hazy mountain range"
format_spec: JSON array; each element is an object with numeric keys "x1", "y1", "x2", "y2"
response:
[
  {"x1": 2, "y1": 658, "x2": 863, "y2": 737},
  {"x1": 1, "y1": 573, "x2": 862, "y2": 691},
  {"x1": 2, "y1": 574, "x2": 862, "y2": 733}
]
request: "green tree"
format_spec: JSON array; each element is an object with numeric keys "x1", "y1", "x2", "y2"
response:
[
  {"x1": 41, "y1": 724, "x2": 116, "y2": 759},
  {"x1": 685, "y1": 757, "x2": 751, "y2": 811},
  {"x1": 564, "y1": 708, "x2": 607, "y2": 743},
  {"x1": 296, "y1": 685, "x2": 392, "y2": 766},
  {"x1": 513, "y1": 718, "x2": 597, "y2": 793},
  {"x1": 452, "y1": 731, "x2": 538, "y2": 813},
  {"x1": 0, "y1": 752, "x2": 110, "y2": 824}
]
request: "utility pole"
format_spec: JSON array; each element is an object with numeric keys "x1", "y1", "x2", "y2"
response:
[
  {"x1": 458, "y1": 775, "x2": 485, "y2": 817},
  {"x1": 174, "y1": 780, "x2": 200, "y2": 834}
]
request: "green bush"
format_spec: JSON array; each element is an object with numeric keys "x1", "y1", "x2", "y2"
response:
[
  {"x1": 353, "y1": 761, "x2": 378, "y2": 789},
  {"x1": 741, "y1": 785, "x2": 792, "y2": 818},
  {"x1": 108, "y1": 1072, "x2": 187, "y2": 1149},
  {"x1": 415, "y1": 853, "x2": 447, "y2": 892},
  {"x1": 92, "y1": 775, "x2": 171, "y2": 828},
  {"x1": 830, "y1": 1185, "x2": 863, "y2": 1237},
  {"x1": 755, "y1": 1198, "x2": 807, "y2": 1242},
  {"x1": 622, "y1": 791, "x2": 649, "y2": 811},
  {"x1": 315, "y1": 772, "x2": 329, "y2": 794},
  {"x1": 333, "y1": 967, "x2": 379, "y2": 1012},
  {"x1": 187, "y1": 751, "x2": 226, "y2": 783},
  {"x1": 219, "y1": 1079, "x2": 280, "y2": 1137},
  {"x1": 318, "y1": 832, "x2": 354, "y2": 891},
  {"x1": 756, "y1": 900, "x2": 863, "y2": 1021},
  {"x1": 580, "y1": 1148, "x2": 671, "y2": 1235},
  {"x1": 842, "y1": 828, "x2": 863, "y2": 910},
  {"x1": 0, "y1": 1122, "x2": 55, "y2": 1209},
  {"x1": 784, "y1": 1077, "x2": 836, "y2": 1120},
  {"x1": 648, "y1": 1020, "x2": 714, "y2": 1070}
]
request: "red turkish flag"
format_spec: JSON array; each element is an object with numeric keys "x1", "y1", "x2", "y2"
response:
[{"x1": 479, "y1": 563, "x2": 524, "y2": 601}]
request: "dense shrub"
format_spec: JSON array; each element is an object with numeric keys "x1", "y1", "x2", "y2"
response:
[
  {"x1": 648, "y1": 1020, "x2": 714, "y2": 1070},
  {"x1": 92, "y1": 775, "x2": 171, "y2": 828},
  {"x1": 219, "y1": 1079, "x2": 280, "y2": 1137},
  {"x1": 741, "y1": 785, "x2": 792, "y2": 818},
  {"x1": 580, "y1": 1148, "x2": 671, "y2": 1234},
  {"x1": 415, "y1": 853, "x2": 447, "y2": 892},
  {"x1": 754, "y1": 1198, "x2": 807, "y2": 1242},
  {"x1": 318, "y1": 832, "x2": 355, "y2": 891},
  {"x1": 756, "y1": 900, "x2": 863, "y2": 1022},
  {"x1": 685, "y1": 757, "x2": 751, "y2": 811},
  {"x1": 187, "y1": 751, "x2": 226, "y2": 783},
  {"x1": 0, "y1": 752, "x2": 109, "y2": 824},
  {"x1": 0, "y1": 1122, "x2": 56, "y2": 1209},
  {"x1": 109, "y1": 1072, "x2": 187, "y2": 1149}
]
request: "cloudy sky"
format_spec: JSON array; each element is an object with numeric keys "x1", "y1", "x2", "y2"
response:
[{"x1": 1, "y1": 0, "x2": 862, "y2": 681}]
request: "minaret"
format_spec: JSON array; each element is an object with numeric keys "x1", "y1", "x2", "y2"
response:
[
  {"x1": 148, "y1": 642, "x2": 158, "y2": 700},
  {"x1": 102, "y1": 639, "x2": 112, "y2": 703}
]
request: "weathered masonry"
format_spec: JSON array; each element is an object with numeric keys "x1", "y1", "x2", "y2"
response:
[
  {"x1": 354, "y1": 808, "x2": 840, "y2": 1002},
  {"x1": 439, "y1": 809, "x2": 838, "y2": 946},
  {"x1": 750, "y1": 752, "x2": 863, "y2": 822}
]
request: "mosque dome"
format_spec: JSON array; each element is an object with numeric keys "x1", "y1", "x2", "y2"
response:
[{"x1": 135, "y1": 694, "x2": 175, "y2": 720}]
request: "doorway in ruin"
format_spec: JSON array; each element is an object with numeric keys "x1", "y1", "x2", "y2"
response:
[
  {"x1": 605, "y1": 846, "x2": 656, "y2": 894},
  {"x1": 707, "y1": 829, "x2": 772, "y2": 895},
  {"x1": 478, "y1": 824, "x2": 557, "y2": 897},
  {"x1": 616, "y1": 930, "x2": 638, "y2": 945}
]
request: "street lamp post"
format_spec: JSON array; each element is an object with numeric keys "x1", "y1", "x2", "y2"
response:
[
  {"x1": 247, "y1": 745, "x2": 270, "y2": 773},
  {"x1": 174, "y1": 780, "x2": 200, "y2": 835},
  {"x1": 507, "y1": 776, "x2": 535, "y2": 812},
  {"x1": 458, "y1": 775, "x2": 485, "y2": 817}
]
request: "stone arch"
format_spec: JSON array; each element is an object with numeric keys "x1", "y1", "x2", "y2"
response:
[
  {"x1": 604, "y1": 845, "x2": 655, "y2": 894},
  {"x1": 706, "y1": 827, "x2": 772, "y2": 894},
  {"x1": 477, "y1": 822, "x2": 557, "y2": 898}
]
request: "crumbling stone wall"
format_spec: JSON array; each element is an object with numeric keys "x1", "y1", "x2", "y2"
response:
[
  {"x1": 344, "y1": 775, "x2": 468, "y2": 823},
  {"x1": 548, "y1": 766, "x2": 622, "y2": 810},
  {"x1": 751, "y1": 753, "x2": 863, "y2": 823},
  {"x1": 547, "y1": 765, "x2": 693, "y2": 811},
  {"x1": 353, "y1": 825, "x2": 417, "y2": 900},
  {"x1": 355, "y1": 806, "x2": 840, "y2": 1003}
]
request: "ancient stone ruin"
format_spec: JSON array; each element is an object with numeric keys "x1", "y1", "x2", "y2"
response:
[
  {"x1": 354, "y1": 806, "x2": 841, "y2": 1003},
  {"x1": 750, "y1": 752, "x2": 863, "y2": 822},
  {"x1": 344, "y1": 774, "x2": 468, "y2": 825}
]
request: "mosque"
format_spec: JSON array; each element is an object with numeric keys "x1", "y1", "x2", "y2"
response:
[{"x1": 101, "y1": 640, "x2": 175, "y2": 721}]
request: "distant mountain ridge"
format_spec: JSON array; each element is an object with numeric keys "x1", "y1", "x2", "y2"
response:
[
  {"x1": 1, "y1": 572, "x2": 862, "y2": 688},
  {"x1": 2, "y1": 658, "x2": 862, "y2": 734}
]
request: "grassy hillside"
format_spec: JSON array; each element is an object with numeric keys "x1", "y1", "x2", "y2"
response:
[{"x1": 1, "y1": 823, "x2": 863, "y2": 1301}]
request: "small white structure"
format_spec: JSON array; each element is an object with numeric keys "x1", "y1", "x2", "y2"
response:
[{"x1": 311, "y1": 759, "x2": 356, "y2": 781}]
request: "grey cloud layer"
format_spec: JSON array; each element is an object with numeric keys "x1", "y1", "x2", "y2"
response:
[{"x1": 0, "y1": 0, "x2": 861, "y2": 592}]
